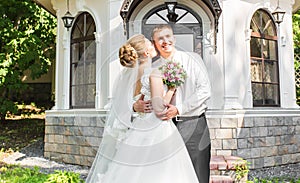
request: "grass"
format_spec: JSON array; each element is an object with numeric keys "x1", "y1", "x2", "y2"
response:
[{"x1": 0, "y1": 165, "x2": 84, "y2": 183}]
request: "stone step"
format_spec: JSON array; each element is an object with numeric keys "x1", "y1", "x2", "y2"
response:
[
  {"x1": 209, "y1": 155, "x2": 248, "y2": 182},
  {"x1": 210, "y1": 175, "x2": 234, "y2": 183},
  {"x1": 210, "y1": 155, "x2": 244, "y2": 171}
]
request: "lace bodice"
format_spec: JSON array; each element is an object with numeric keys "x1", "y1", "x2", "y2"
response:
[
  {"x1": 140, "y1": 68, "x2": 168, "y2": 101},
  {"x1": 140, "y1": 68, "x2": 152, "y2": 101}
]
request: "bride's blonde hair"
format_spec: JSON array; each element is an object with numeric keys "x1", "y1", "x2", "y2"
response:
[{"x1": 119, "y1": 34, "x2": 147, "y2": 68}]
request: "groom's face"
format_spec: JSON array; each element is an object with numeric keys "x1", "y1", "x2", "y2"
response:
[{"x1": 152, "y1": 28, "x2": 175, "y2": 59}]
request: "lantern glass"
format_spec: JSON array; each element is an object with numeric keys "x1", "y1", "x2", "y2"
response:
[
  {"x1": 272, "y1": 6, "x2": 285, "y2": 24},
  {"x1": 167, "y1": 4, "x2": 175, "y2": 13},
  {"x1": 166, "y1": 2, "x2": 177, "y2": 13},
  {"x1": 62, "y1": 11, "x2": 74, "y2": 29}
]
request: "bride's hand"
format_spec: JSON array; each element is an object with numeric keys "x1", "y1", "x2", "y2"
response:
[{"x1": 167, "y1": 86, "x2": 176, "y2": 92}]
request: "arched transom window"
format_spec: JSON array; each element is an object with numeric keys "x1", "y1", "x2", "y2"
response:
[
  {"x1": 70, "y1": 12, "x2": 96, "y2": 109},
  {"x1": 250, "y1": 9, "x2": 280, "y2": 107}
]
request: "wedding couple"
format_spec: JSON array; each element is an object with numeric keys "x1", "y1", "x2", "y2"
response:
[{"x1": 86, "y1": 24, "x2": 211, "y2": 183}]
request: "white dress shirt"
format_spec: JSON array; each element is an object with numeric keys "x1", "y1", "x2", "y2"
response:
[{"x1": 153, "y1": 51, "x2": 211, "y2": 116}]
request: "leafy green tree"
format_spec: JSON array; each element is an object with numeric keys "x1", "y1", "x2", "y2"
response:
[
  {"x1": 0, "y1": 0, "x2": 56, "y2": 120},
  {"x1": 293, "y1": 9, "x2": 300, "y2": 61},
  {"x1": 293, "y1": 9, "x2": 300, "y2": 105}
]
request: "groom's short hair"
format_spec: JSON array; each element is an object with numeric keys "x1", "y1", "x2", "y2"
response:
[{"x1": 151, "y1": 24, "x2": 174, "y2": 41}]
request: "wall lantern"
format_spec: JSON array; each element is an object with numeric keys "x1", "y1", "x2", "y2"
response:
[
  {"x1": 165, "y1": 2, "x2": 178, "y2": 23},
  {"x1": 272, "y1": 0, "x2": 285, "y2": 24},
  {"x1": 62, "y1": 0, "x2": 74, "y2": 30}
]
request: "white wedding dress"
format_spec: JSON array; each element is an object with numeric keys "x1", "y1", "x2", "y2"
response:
[{"x1": 86, "y1": 68, "x2": 199, "y2": 183}]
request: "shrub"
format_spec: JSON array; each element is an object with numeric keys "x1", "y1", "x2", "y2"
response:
[
  {"x1": 45, "y1": 170, "x2": 84, "y2": 183},
  {"x1": 234, "y1": 159, "x2": 250, "y2": 182},
  {"x1": 0, "y1": 166, "x2": 48, "y2": 183},
  {"x1": 0, "y1": 166, "x2": 84, "y2": 183}
]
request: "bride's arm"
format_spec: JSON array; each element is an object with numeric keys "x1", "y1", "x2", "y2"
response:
[
  {"x1": 150, "y1": 70, "x2": 175, "y2": 113},
  {"x1": 162, "y1": 87, "x2": 176, "y2": 104}
]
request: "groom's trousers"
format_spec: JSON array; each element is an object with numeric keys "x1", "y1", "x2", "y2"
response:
[{"x1": 173, "y1": 113, "x2": 211, "y2": 183}]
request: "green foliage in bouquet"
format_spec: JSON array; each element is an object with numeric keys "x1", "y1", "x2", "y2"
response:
[{"x1": 158, "y1": 60, "x2": 187, "y2": 88}]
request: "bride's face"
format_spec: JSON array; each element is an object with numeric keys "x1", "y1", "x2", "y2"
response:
[{"x1": 145, "y1": 39, "x2": 157, "y2": 58}]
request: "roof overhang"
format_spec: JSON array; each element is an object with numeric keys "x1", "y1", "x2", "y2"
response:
[
  {"x1": 33, "y1": 0, "x2": 56, "y2": 16},
  {"x1": 120, "y1": 0, "x2": 222, "y2": 26},
  {"x1": 293, "y1": 0, "x2": 300, "y2": 13}
]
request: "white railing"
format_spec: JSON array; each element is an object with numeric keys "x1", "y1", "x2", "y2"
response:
[
  {"x1": 295, "y1": 53, "x2": 300, "y2": 105},
  {"x1": 295, "y1": 53, "x2": 300, "y2": 88}
]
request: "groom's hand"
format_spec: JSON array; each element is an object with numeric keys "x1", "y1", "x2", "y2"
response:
[
  {"x1": 157, "y1": 104, "x2": 178, "y2": 121},
  {"x1": 133, "y1": 95, "x2": 152, "y2": 113}
]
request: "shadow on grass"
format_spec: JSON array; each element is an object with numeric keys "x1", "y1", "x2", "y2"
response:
[{"x1": 0, "y1": 118, "x2": 45, "y2": 152}]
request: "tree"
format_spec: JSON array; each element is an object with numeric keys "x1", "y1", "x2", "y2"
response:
[
  {"x1": 293, "y1": 9, "x2": 300, "y2": 105},
  {"x1": 0, "y1": 0, "x2": 56, "y2": 120},
  {"x1": 293, "y1": 10, "x2": 300, "y2": 55}
]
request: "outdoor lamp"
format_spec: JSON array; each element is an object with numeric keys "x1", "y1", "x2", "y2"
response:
[
  {"x1": 165, "y1": 2, "x2": 178, "y2": 23},
  {"x1": 62, "y1": 0, "x2": 74, "y2": 30},
  {"x1": 272, "y1": 1, "x2": 285, "y2": 24}
]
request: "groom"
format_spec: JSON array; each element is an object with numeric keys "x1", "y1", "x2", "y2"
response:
[{"x1": 133, "y1": 24, "x2": 211, "y2": 183}]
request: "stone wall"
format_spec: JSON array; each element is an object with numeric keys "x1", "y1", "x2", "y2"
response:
[
  {"x1": 44, "y1": 109, "x2": 300, "y2": 168},
  {"x1": 44, "y1": 111, "x2": 106, "y2": 166},
  {"x1": 208, "y1": 110, "x2": 300, "y2": 169}
]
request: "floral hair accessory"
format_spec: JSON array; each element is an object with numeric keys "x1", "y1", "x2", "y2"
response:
[{"x1": 158, "y1": 60, "x2": 187, "y2": 88}]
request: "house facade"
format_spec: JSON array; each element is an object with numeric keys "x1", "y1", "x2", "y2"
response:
[{"x1": 36, "y1": 0, "x2": 300, "y2": 169}]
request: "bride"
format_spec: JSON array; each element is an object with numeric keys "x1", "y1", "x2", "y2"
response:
[{"x1": 86, "y1": 34, "x2": 199, "y2": 183}]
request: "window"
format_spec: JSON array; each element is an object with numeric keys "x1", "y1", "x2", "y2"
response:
[
  {"x1": 70, "y1": 12, "x2": 96, "y2": 108},
  {"x1": 142, "y1": 4, "x2": 203, "y2": 56},
  {"x1": 250, "y1": 9, "x2": 280, "y2": 107}
]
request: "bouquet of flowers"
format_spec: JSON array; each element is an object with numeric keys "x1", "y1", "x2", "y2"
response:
[{"x1": 158, "y1": 60, "x2": 187, "y2": 88}]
